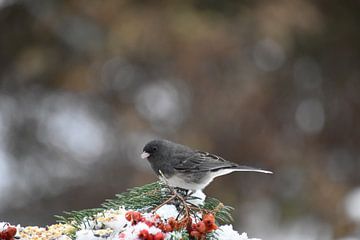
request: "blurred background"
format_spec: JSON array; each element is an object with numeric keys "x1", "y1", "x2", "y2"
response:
[{"x1": 0, "y1": 0, "x2": 359, "y2": 239}]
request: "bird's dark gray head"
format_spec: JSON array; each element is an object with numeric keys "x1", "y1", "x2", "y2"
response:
[
  {"x1": 141, "y1": 139, "x2": 182, "y2": 177},
  {"x1": 141, "y1": 139, "x2": 173, "y2": 161},
  {"x1": 141, "y1": 139, "x2": 193, "y2": 171}
]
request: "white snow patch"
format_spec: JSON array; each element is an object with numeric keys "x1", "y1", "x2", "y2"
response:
[
  {"x1": 155, "y1": 204, "x2": 179, "y2": 220},
  {"x1": 215, "y1": 225, "x2": 261, "y2": 240}
]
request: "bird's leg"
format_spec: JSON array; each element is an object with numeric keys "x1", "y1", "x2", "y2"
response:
[
  {"x1": 175, "y1": 190, "x2": 190, "y2": 216},
  {"x1": 152, "y1": 171, "x2": 187, "y2": 213},
  {"x1": 159, "y1": 173, "x2": 186, "y2": 202},
  {"x1": 154, "y1": 171, "x2": 192, "y2": 222},
  {"x1": 166, "y1": 188, "x2": 202, "y2": 221},
  {"x1": 174, "y1": 187, "x2": 189, "y2": 196},
  {"x1": 166, "y1": 188, "x2": 205, "y2": 219},
  {"x1": 165, "y1": 187, "x2": 191, "y2": 220}
]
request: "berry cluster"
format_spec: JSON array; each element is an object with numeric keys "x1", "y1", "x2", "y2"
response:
[
  {"x1": 124, "y1": 210, "x2": 218, "y2": 240},
  {"x1": 0, "y1": 225, "x2": 17, "y2": 240},
  {"x1": 138, "y1": 230, "x2": 165, "y2": 240},
  {"x1": 189, "y1": 213, "x2": 218, "y2": 240},
  {"x1": 124, "y1": 211, "x2": 165, "y2": 240},
  {"x1": 125, "y1": 211, "x2": 144, "y2": 225}
]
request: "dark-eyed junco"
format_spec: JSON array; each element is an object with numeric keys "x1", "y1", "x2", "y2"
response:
[{"x1": 141, "y1": 139, "x2": 272, "y2": 191}]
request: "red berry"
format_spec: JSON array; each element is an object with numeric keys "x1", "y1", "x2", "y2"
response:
[
  {"x1": 153, "y1": 232, "x2": 165, "y2": 240},
  {"x1": 190, "y1": 230, "x2": 201, "y2": 239},
  {"x1": 203, "y1": 213, "x2": 215, "y2": 222},
  {"x1": 138, "y1": 229, "x2": 150, "y2": 239},
  {"x1": 133, "y1": 211, "x2": 142, "y2": 221},
  {"x1": 7, "y1": 227, "x2": 16, "y2": 237},
  {"x1": 196, "y1": 221, "x2": 206, "y2": 233},
  {"x1": 203, "y1": 213, "x2": 215, "y2": 227},
  {"x1": 125, "y1": 211, "x2": 143, "y2": 225},
  {"x1": 0, "y1": 226, "x2": 17, "y2": 240},
  {"x1": 163, "y1": 224, "x2": 173, "y2": 232},
  {"x1": 144, "y1": 220, "x2": 154, "y2": 227},
  {"x1": 167, "y1": 217, "x2": 177, "y2": 228},
  {"x1": 125, "y1": 211, "x2": 133, "y2": 221},
  {"x1": 206, "y1": 223, "x2": 218, "y2": 232}
]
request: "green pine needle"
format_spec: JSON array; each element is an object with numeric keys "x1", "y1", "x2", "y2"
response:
[{"x1": 203, "y1": 197, "x2": 234, "y2": 224}]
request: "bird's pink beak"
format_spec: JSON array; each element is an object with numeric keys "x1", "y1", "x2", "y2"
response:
[{"x1": 141, "y1": 151, "x2": 150, "y2": 159}]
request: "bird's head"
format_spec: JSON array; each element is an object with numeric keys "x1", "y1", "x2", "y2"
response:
[{"x1": 141, "y1": 139, "x2": 169, "y2": 160}]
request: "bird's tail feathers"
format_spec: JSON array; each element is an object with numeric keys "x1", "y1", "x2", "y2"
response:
[{"x1": 233, "y1": 165, "x2": 273, "y2": 174}]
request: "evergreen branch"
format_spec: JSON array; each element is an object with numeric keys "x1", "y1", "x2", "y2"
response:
[
  {"x1": 55, "y1": 181, "x2": 234, "y2": 231},
  {"x1": 206, "y1": 231, "x2": 219, "y2": 240},
  {"x1": 102, "y1": 181, "x2": 170, "y2": 210},
  {"x1": 55, "y1": 182, "x2": 169, "y2": 227},
  {"x1": 203, "y1": 197, "x2": 234, "y2": 224}
]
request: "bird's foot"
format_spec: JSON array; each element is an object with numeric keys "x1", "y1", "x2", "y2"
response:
[{"x1": 174, "y1": 187, "x2": 190, "y2": 196}]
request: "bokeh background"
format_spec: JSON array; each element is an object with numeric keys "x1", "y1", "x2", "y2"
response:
[{"x1": 1, "y1": 0, "x2": 360, "y2": 239}]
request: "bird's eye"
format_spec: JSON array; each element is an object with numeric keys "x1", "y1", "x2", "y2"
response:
[{"x1": 152, "y1": 146, "x2": 158, "y2": 152}]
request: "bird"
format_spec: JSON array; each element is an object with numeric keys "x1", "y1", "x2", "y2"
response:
[{"x1": 141, "y1": 139, "x2": 272, "y2": 191}]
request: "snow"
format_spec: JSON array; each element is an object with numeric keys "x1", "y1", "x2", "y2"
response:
[
  {"x1": 215, "y1": 225, "x2": 261, "y2": 240},
  {"x1": 76, "y1": 230, "x2": 104, "y2": 240},
  {"x1": 101, "y1": 208, "x2": 129, "y2": 232},
  {"x1": 155, "y1": 204, "x2": 179, "y2": 220},
  {"x1": 188, "y1": 190, "x2": 206, "y2": 206}
]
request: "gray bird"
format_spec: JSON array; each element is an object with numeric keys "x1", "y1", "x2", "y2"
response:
[{"x1": 141, "y1": 139, "x2": 272, "y2": 191}]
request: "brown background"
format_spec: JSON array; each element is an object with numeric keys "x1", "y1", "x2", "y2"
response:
[{"x1": 0, "y1": 1, "x2": 359, "y2": 239}]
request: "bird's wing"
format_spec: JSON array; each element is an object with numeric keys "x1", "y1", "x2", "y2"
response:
[
  {"x1": 173, "y1": 151, "x2": 239, "y2": 173},
  {"x1": 173, "y1": 151, "x2": 273, "y2": 174}
]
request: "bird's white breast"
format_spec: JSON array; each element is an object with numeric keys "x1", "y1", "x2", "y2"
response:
[
  {"x1": 163, "y1": 174, "x2": 211, "y2": 191},
  {"x1": 160, "y1": 169, "x2": 239, "y2": 190}
]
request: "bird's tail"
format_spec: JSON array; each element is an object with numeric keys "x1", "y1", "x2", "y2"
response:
[{"x1": 234, "y1": 165, "x2": 273, "y2": 174}]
